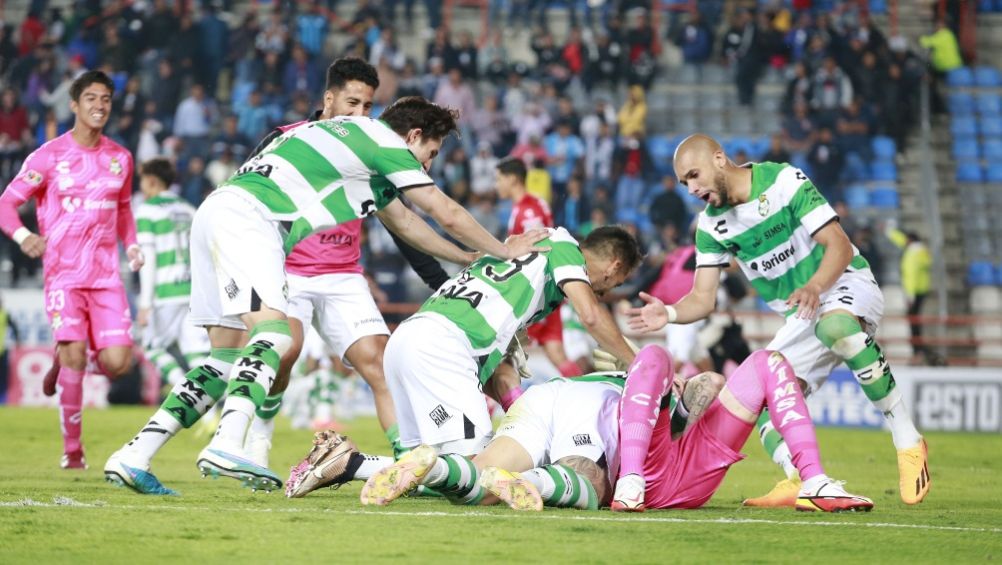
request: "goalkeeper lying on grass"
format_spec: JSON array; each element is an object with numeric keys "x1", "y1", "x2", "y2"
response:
[{"x1": 286, "y1": 344, "x2": 873, "y2": 513}]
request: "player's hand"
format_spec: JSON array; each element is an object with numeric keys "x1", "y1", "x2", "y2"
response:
[
  {"x1": 502, "y1": 228, "x2": 551, "y2": 259},
  {"x1": 127, "y1": 244, "x2": 145, "y2": 271},
  {"x1": 787, "y1": 283, "x2": 822, "y2": 319},
  {"x1": 136, "y1": 307, "x2": 150, "y2": 328},
  {"x1": 592, "y1": 337, "x2": 640, "y2": 372},
  {"x1": 20, "y1": 233, "x2": 45, "y2": 258},
  {"x1": 626, "y1": 292, "x2": 670, "y2": 333}
]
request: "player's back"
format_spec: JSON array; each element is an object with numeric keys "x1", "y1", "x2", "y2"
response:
[
  {"x1": 509, "y1": 192, "x2": 553, "y2": 235},
  {"x1": 136, "y1": 192, "x2": 195, "y2": 304},
  {"x1": 417, "y1": 227, "x2": 588, "y2": 382},
  {"x1": 26, "y1": 132, "x2": 133, "y2": 289}
]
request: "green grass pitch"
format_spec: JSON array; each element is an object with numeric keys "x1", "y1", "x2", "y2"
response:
[{"x1": 1, "y1": 406, "x2": 1000, "y2": 564}]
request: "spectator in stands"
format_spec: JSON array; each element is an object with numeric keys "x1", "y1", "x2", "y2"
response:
[
  {"x1": 585, "y1": 32, "x2": 623, "y2": 92},
  {"x1": 443, "y1": 146, "x2": 471, "y2": 198},
  {"x1": 426, "y1": 27, "x2": 457, "y2": 72},
  {"x1": 151, "y1": 58, "x2": 182, "y2": 130},
  {"x1": 370, "y1": 28, "x2": 405, "y2": 72},
  {"x1": 675, "y1": 10, "x2": 713, "y2": 67},
  {"x1": 562, "y1": 27, "x2": 586, "y2": 81},
  {"x1": 470, "y1": 94, "x2": 511, "y2": 154},
  {"x1": 198, "y1": 5, "x2": 229, "y2": 96},
  {"x1": 174, "y1": 83, "x2": 217, "y2": 160},
  {"x1": 397, "y1": 60, "x2": 424, "y2": 98},
  {"x1": 807, "y1": 127, "x2": 845, "y2": 203},
  {"x1": 584, "y1": 121, "x2": 616, "y2": 193},
  {"x1": 801, "y1": 33, "x2": 829, "y2": 74},
  {"x1": 886, "y1": 226, "x2": 933, "y2": 361},
  {"x1": 785, "y1": 11, "x2": 813, "y2": 63},
  {"x1": 880, "y1": 63, "x2": 912, "y2": 152},
  {"x1": 18, "y1": 8, "x2": 45, "y2": 57},
  {"x1": 853, "y1": 50, "x2": 884, "y2": 107},
  {"x1": 479, "y1": 29, "x2": 509, "y2": 85},
  {"x1": 470, "y1": 141, "x2": 498, "y2": 197},
  {"x1": 206, "y1": 146, "x2": 238, "y2": 188},
  {"x1": 836, "y1": 97, "x2": 876, "y2": 161},
  {"x1": 512, "y1": 134, "x2": 548, "y2": 170},
  {"x1": 212, "y1": 115, "x2": 252, "y2": 165},
  {"x1": 296, "y1": 4, "x2": 329, "y2": 58},
  {"x1": 0, "y1": 89, "x2": 32, "y2": 180},
  {"x1": 169, "y1": 13, "x2": 202, "y2": 81},
  {"x1": 649, "y1": 174, "x2": 688, "y2": 237},
  {"x1": 420, "y1": 58, "x2": 446, "y2": 101},
  {"x1": 724, "y1": 10, "x2": 765, "y2": 106},
  {"x1": 256, "y1": 9, "x2": 289, "y2": 57},
  {"x1": 613, "y1": 134, "x2": 652, "y2": 218},
  {"x1": 545, "y1": 119, "x2": 585, "y2": 205},
  {"x1": 811, "y1": 56, "x2": 854, "y2": 127},
  {"x1": 284, "y1": 45, "x2": 321, "y2": 100},
  {"x1": 146, "y1": 0, "x2": 179, "y2": 53},
  {"x1": 454, "y1": 30, "x2": 479, "y2": 80},
  {"x1": 557, "y1": 176, "x2": 590, "y2": 235},
  {"x1": 0, "y1": 25, "x2": 17, "y2": 79},
  {"x1": 514, "y1": 101, "x2": 551, "y2": 146},
  {"x1": 920, "y1": 18, "x2": 963, "y2": 115},
  {"x1": 761, "y1": 133, "x2": 791, "y2": 163},
  {"x1": 782, "y1": 100, "x2": 816, "y2": 154},
  {"x1": 618, "y1": 85, "x2": 647, "y2": 138},
  {"x1": 113, "y1": 76, "x2": 145, "y2": 153},
  {"x1": 181, "y1": 156, "x2": 213, "y2": 206},
  {"x1": 783, "y1": 61, "x2": 813, "y2": 114}
]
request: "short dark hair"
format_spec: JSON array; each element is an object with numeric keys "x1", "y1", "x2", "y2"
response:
[
  {"x1": 495, "y1": 156, "x2": 526, "y2": 185},
  {"x1": 379, "y1": 96, "x2": 459, "y2": 141},
  {"x1": 70, "y1": 70, "x2": 115, "y2": 101},
  {"x1": 580, "y1": 225, "x2": 644, "y2": 274},
  {"x1": 140, "y1": 158, "x2": 176, "y2": 187},
  {"x1": 326, "y1": 57, "x2": 379, "y2": 91}
]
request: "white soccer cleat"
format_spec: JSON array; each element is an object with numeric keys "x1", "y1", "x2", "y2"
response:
[
  {"x1": 196, "y1": 445, "x2": 282, "y2": 493},
  {"x1": 245, "y1": 432, "x2": 272, "y2": 469},
  {"x1": 795, "y1": 478, "x2": 873, "y2": 513},
  {"x1": 104, "y1": 451, "x2": 178, "y2": 496},
  {"x1": 610, "y1": 473, "x2": 646, "y2": 512}
]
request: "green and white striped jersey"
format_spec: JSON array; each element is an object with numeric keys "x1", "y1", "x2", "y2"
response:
[
  {"x1": 217, "y1": 116, "x2": 433, "y2": 253},
  {"x1": 695, "y1": 162, "x2": 870, "y2": 315},
  {"x1": 135, "y1": 193, "x2": 196, "y2": 307},
  {"x1": 552, "y1": 371, "x2": 681, "y2": 420},
  {"x1": 417, "y1": 227, "x2": 589, "y2": 384}
]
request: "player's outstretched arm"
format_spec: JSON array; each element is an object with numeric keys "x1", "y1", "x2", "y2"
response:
[
  {"x1": 786, "y1": 222, "x2": 853, "y2": 319},
  {"x1": 404, "y1": 184, "x2": 550, "y2": 259},
  {"x1": 627, "y1": 267, "x2": 721, "y2": 332},
  {"x1": 375, "y1": 199, "x2": 479, "y2": 265},
  {"x1": 564, "y1": 280, "x2": 637, "y2": 367}
]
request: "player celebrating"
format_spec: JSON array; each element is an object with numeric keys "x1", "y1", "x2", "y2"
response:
[
  {"x1": 0, "y1": 71, "x2": 144, "y2": 469},
  {"x1": 133, "y1": 158, "x2": 209, "y2": 391},
  {"x1": 627, "y1": 134, "x2": 929, "y2": 505}
]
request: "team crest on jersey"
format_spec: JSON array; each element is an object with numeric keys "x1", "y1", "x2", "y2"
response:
[
  {"x1": 23, "y1": 170, "x2": 43, "y2": 186},
  {"x1": 110, "y1": 157, "x2": 122, "y2": 175},
  {"x1": 758, "y1": 195, "x2": 770, "y2": 217}
]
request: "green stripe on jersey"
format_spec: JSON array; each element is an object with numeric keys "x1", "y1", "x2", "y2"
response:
[
  {"x1": 156, "y1": 281, "x2": 192, "y2": 299},
  {"x1": 137, "y1": 218, "x2": 176, "y2": 235},
  {"x1": 270, "y1": 137, "x2": 342, "y2": 191},
  {"x1": 227, "y1": 176, "x2": 298, "y2": 215},
  {"x1": 752, "y1": 244, "x2": 825, "y2": 304}
]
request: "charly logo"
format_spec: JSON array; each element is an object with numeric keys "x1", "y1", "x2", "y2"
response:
[{"x1": 758, "y1": 194, "x2": 770, "y2": 216}]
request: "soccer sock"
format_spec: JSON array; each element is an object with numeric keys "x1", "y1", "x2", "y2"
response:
[
  {"x1": 618, "y1": 345, "x2": 673, "y2": 479},
  {"x1": 346, "y1": 452, "x2": 395, "y2": 481},
  {"x1": 146, "y1": 348, "x2": 185, "y2": 387},
  {"x1": 816, "y1": 314, "x2": 923, "y2": 449},
  {"x1": 754, "y1": 351, "x2": 824, "y2": 482},
  {"x1": 122, "y1": 348, "x2": 240, "y2": 466},
  {"x1": 384, "y1": 423, "x2": 405, "y2": 459},
  {"x1": 756, "y1": 411, "x2": 799, "y2": 480},
  {"x1": 212, "y1": 320, "x2": 292, "y2": 450},
  {"x1": 184, "y1": 350, "x2": 210, "y2": 369},
  {"x1": 557, "y1": 360, "x2": 582, "y2": 377},
  {"x1": 521, "y1": 465, "x2": 600, "y2": 510},
  {"x1": 422, "y1": 454, "x2": 485, "y2": 505},
  {"x1": 499, "y1": 387, "x2": 523, "y2": 412},
  {"x1": 57, "y1": 366, "x2": 85, "y2": 454}
]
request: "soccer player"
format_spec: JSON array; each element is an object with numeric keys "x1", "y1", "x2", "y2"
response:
[
  {"x1": 627, "y1": 134, "x2": 929, "y2": 505},
  {"x1": 494, "y1": 157, "x2": 582, "y2": 380},
  {"x1": 284, "y1": 226, "x2": 644, "y2": 502},
  {"x1": 133, "y1": 158, "x2": 209, "y2": 391},
  {"x1": 0, "y1": 70, "x2": 144, "y2": 469}
]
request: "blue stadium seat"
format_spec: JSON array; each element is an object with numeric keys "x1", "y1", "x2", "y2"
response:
[
  {"x1": 975, "y1": 66, "x2": 1002, "y2": 87},
  {"x1": 870, "y1": 159, "x2": 898, "y2": 181},
  {"x1": 983, "y1": 120, "x2": 1002, "y2": 137},
  {"x1": 647, "y1": 135, "x2": 676, "y2": 175},
  {"x1": 872, "y1": 136, "x2": 897, "y2": 159},
  {"x1": 986, "y1": 163, "x2": 1002, "y2": 183},
  {"x1": 984, "y1": 139, "x2": 1002, "y2": 161},
  {"x1": 952, "y1": 137, "x2": 981, "y2": 159},
  {"x1": 843, "y1": 152, "x2": 869, "y2": 182},
  {"x1": 870, "y1": 188, "x2": 899, "y2": 209},
  {"x1": 844, "y1": 184, "x2": 870, "y2": 209},
  {"x1": 948, "y1": 92, "x2": 975, "y2": 115},
  {"x1": 981, "y1": 0, "x2": 995, "y2": 11},
  {"x1": 951, "y1": 116, "x2": 979, "y2": 136},
  {"x1": 956, "y1": 161, "x2": 984, "y2": 182},
  {"x1": 968, "y1": 261, "x2": 996, "y2": 286},
  {"x1": 977, "y1": 93, "x2": 1002, "y2": 116},
  {"x1": 947, "y1": 67, "x2": 974, "y2": 87},
  {"x1": 753, "y1": 135, "x2": 771, "y2": 159},
  {"x1": 869, "y1": 0, "x2": 887, "y2": 13}
]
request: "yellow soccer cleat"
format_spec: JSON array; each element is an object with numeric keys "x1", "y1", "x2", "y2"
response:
[
  {"x1": 897, "y1": 438, "x2": 930, "y2": 505},
  {"x1": 742, "y1": 478, "x2": 801, "y2": 508},
  {"x1": 480, "y1": 467, "x2": 543, "y2": 511},
  {"x1": 360, "y1": 444, "x2": 437, "y2": 506}
]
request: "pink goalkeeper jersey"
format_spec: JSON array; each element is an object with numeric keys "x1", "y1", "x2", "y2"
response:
[{"x1": 0, "y1": 132, "x2": 138, "y2": 289}]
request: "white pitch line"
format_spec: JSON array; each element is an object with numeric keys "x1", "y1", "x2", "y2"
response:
[{"x1": 2, "y1": 497, "x2": 1000, "y2": 535}]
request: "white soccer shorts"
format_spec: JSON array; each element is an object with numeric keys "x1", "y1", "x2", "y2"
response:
[
  {"x1": 767, "y1": 269, "x2": 885, "y2": 394},
  {"x1": 495, "y1": 378, "x2": 620, "y2": 472},
  {"x1": 384, "y1": 314, "x2": 493, "y2": 451},
  {"x1": 286, "y1": 272, "x2": 390, "y2": 361},
  {"x1": 189, "y1": 189, "x2": 289, "y2": 330},
  {"x1": 665, "y1": 320, "x2": 709, "y2": 364},
  {"x1": 143, "y1": 302, "x2": 209, "y2": 354}
]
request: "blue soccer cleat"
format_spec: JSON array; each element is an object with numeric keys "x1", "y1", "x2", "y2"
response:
[
  {"x1": 196, "y1": 446, "x2": 283, "y2": 492},
  {"x1": 104, "y1": 451, "x2": 178, "y2": 496}
]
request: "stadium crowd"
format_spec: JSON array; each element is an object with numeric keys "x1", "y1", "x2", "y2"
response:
[{"x1": 0, "y1": 0, "x2": 924, "y2": 300}]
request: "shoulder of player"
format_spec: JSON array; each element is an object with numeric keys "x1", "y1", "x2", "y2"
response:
[
  {"x1": 100, "y1": 136, "x2": 132, "y2": 159},
  {"x1": 542, "y1": 227, "x2": 581, "y2": 251},
  {"x1": 758, "y1": 162, "x2": 808, "y2": 200}
]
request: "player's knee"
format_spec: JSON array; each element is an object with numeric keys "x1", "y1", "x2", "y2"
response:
[
  {"x1": 814, "y1": 312, "x2": 865, "y2": 355},
  {"x1": 690, "y1": 370, "x2": 726, "y2": 396},
  {"x1": 554, "y1": 455, "x2": 609, "y2": 506},
  {"x1": 636, "y1": 343, "x2": 672, "y2": 369},
  {"x1": 100, "y1": 352, "x2": 133, "y2": 377}
]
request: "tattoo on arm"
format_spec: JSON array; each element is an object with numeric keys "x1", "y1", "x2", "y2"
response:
[
  {"x1": 555, "y1": 455, "x2": 609, "y2": 506},
  {"x1": 682, "y1": 373, "x2": 723, "y2": 432}
]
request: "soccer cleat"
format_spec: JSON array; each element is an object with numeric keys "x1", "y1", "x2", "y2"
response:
[
  {"x1": 897, "y1": 438, "x2": 930, "y2": 505},
  {"x1": 43, "y1": 354, "x2": 60, "y2": 397},
  {"x1": 104, "y1": 451, "x2": 178, "y2": 495},
  {"x1": 480, "y1": 467, "x2": 542, "y2": 511},
  {"x1": 359, "y1": 444, "x2": 436, "y2": 506},
  {"x1": 245, "y1": 432, "x2": 272, "y2": 469},
  {"x1": 742, "y1": 478, "x2": 801, "y2": 508},
  {"x1": 795, "y1": 478, "x2": 873, "y2": 513},
  {"x1": 196, "y1": 446, "x2": 282, "y2": 492},
  {"x1": 60, "y1": 450, "x2": 88, "y2": 470},
  {"x1": 610, "y1": 473, "x2": 646, "y2": 512},
  {"x1": 285, "y1": 430, "x2": 360, "y2": 498}
]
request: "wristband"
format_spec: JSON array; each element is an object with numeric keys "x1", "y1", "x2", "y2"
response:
[
  {"x1": 665, "y1": 305, "x2": 678, "y2": 324},
  {"x1": 12, "y1": 227, "x2": 32, "y2": 245}
]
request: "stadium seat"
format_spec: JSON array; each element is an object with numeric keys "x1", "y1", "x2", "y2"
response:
[
  {"x1": 952, "y1": 137, "x2": 981, "y2": 160},
  {"x1": 971, "y1": 286, "x2": 1002, "y2": 313},
  {"x1": 984, "y1": 139, "x2": 1002, "y2": 161},
  {"x1": 951, "y1": 116, "x2": 978, "y2": 136},
  {"x1": 842, "y1": 152, "x2": 869, "y2": 182},
  {"x1": 947, "y1": 67, "x2": 974, "y2": 87},
  {"x1": 882, "y1": 285, "x2": 908, "y2": 315},
  {"x1": 956, "y1": 161, "x2": 984, "y2": 182},
  {"x1": 870, "y1": 159, "x2": 898, "y2": 181},
  {"x1": 975, "y1": 66, "x2": 1002, "y2": 87},
  {"x1": 872, "y1": 136, "x2": 897, "y2": 159},
  {"x1": 647, "y1": 135, "x2": 676, "y2": 174},
  {"x1": 977, "y1": 93, "x2": 1002, "y2": 116},
  {"x1": 870, "y1": 187, "x2": 899, "y2": 209},
  {"x1": 968, "y1": 261, "x2": 996, "y2": 285},
  {"x1": 844, "y1": 184, "x2": 870, "y2": 209},
  {"x1": 869, "y1": 0, "x2": 887, "y2": 13},
  {"x1": 948, "y1": 92, "x2": 975, "y2": 115},
  {"x1": 983, "y1": 120, "x2": 1002, "y2": 137},
  {"x1": 987, "y1": 163, "x2": 1002, "y2": 183}
]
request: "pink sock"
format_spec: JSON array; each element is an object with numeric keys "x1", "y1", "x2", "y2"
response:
[
  {"x1": 557, "y1": 360, "x2": 581, "y2": 377},
  {"x1": 499, "y1": 387, "x2": 523, "y2": 411},
  {"x1": 618, "y1": 345, "x2": 673, "y2": 479},
  {"x1": 752, "y1": 350, "x2": 825, "y2": 481},
  {"x1": 57, "y1": 367, "x2": 85, "y2": 454}
]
